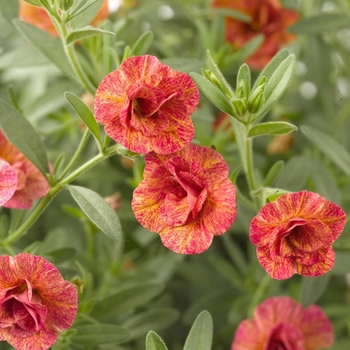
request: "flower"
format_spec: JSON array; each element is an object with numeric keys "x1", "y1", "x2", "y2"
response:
[
  {"x1": 19, "y1": 0, "x2": 109, "y2": 37},
  {"x1": 0, "y1": 130, "x2": 50, "y2": 209},
  {"x1": 0, "y1": 253, "x2": 78, "y2": 350},
  {"x1": 250, "y1": 191, "x2": 346, "y2": 280},
  {"x1": 211, "y1": 0, "x2": 299, "y2": 70},
  {"x1": 94, "y1": 55, "x2": 199, "y2": 154},
  {"x1": 232, "y1": 296, "x2": 333, "y2": 349},
  {"x1": 131, "y1": 143, "x2": 236, "y2": 254},
  {"x1": 0, "y1": 159, "x2": 17, "y2": 206}
]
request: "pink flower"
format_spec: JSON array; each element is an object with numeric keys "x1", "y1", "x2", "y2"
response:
[
  {"x1": 131, "y1": 144, "x2": 236, "y2": 254},
  {"x1": 232, "y1": 296, "x2": 333, "y2": 350},
  {"x1": 0, "y1": 130, "x2": 50, "y2": 209},
  {"x1": 211, "y1": 0, "x2": 299, "y2": 70},
  {"x1": 250, "y1": 191, "x2": 346, "y2": 280},
  {"x1": 0, "y1": 159, "x2": 17, "y2": 206},
  {"x1": 0, "y1": 253, "x2": 78, "y2": 350},
  {"x1": 94, "y1": 55, "x2": 199, "y2": 154}
]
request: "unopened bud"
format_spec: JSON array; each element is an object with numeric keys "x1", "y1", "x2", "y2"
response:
[
  {"x1": 236, "y1": 79, "x2": 246, "y2": 99},
  {"x1": 59, "y1": 0, "x2": 73, "y2": 11},
  {"x1": 231, "y1": 98, "x2": 247, "y2": 120},
  {"x1": 248, "y1": 83, "x2": 266, "y2": 114}
]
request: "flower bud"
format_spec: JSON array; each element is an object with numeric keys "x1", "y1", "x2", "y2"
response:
[
  {"x1": 231, "y1": 98, "x2": 247, "y2": 120},
  {"x1": 236, "y1": 79, "x2": 247, "y2": 99},
  {"x1": 248, "y1": 78, "x2": 266, "y2": 114},
  {"x1": 59, "y1": 0, "x2": 73, "y2": 11}
]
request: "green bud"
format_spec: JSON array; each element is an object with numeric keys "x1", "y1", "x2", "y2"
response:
[
  {"x1": 236, "y1": 79, "x2": 246, "y2": 99},
  {"x1": 59, "y1": 0, "x2": 73, "y2": 11},
  {"x1": 231, "y1": 98, "x2": 247, "y2": 120},
  {"x1": 248, "y1": 78, "x2": 266, "y2": 114}
]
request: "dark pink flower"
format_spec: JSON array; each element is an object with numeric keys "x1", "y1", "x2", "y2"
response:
[
  {"x1": 232, "y1": 296, "x2": 333, "y2": 349},
  {"x1": 250, "y1": 191, "x2": 346, "y2": 280},
  {"x1": 132, "y1": 144, "x2": 236, "y2": 254},
  {"x1": 0, "y1": 130, "x2": 50, "y2": 209},
  {"x1": 0, "y1": 159, "x2": 17, "y2": 206},
  {"x1": 0, "y1": 253, "x2": 78, "y2": 350},
  {"x1": 94, "y1": 55, "x2": 199, "y2": 154}
]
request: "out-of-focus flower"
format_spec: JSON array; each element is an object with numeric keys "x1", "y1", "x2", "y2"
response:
[
  {"x1": 250, "y1": 191, "x2": 346, "y2": 280},
  {"x1": 104, "y1": 191, "x2": 121, "y2": 212},
  {"x1": 0, "y1": 253, "x2": 78, "y2": 350},
  {"x1": 0, "y1": 160, "x2": 17, "y2": 206},
  {"x1": 211, "y1": 0, "x2": 299, "y2": 70},
  {"x1": 94, "y1": 55, "x2": 199, "y2": 154},
  {"x1": 19, "y1": 0, "x2": 109, "y2": 37},
  {"x1": 132, "y1": 143, "x2": 236, "y2": 254},
  {"x1": 266, "y1": 132, "x2": 294, "y2": 155},
  {"x1": 0, "y1": 130, "x2": 50, "y2": 209},
  {"x1": 232, "y1": 296, "x2": 333, "y2": 349}
]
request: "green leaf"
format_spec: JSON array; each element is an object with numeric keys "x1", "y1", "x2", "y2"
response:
[
  {"x1": 229, "y1": 165, "x2": 241, "y2": 184},
  {"x1": 146, "y1": 331, "x2": 168, "y2": 350},
  {"x1": 161, "y1": 58, "x2": 202, "y2": 74},
  {"x1": 253, "y1": 49, "x2": 289, "y2": 91},
  {"x1": 183, "y1": 311, "x2": 213, "y2": 350},
  {"x1": 72, "y1": 324, "x2": 130, "y2": 346},
  {"x1": 0, "y1": 99, "x2": 49, "y2": 175},
  {"x1": 122, "y1": 308, "x2": 180, "y2": 340},
  {"x1": 209, "y1": 14, "x2": 225, "y2": 52},
  {"x1": 0, "y1": 0, "x2": 19, "y2": 23},
  {"x1": 13, "y1": 19, "x2": 76, "y2": 80},
  {"x1": 301, "y1": 125, "x2": 350, "y2": 177},
  {"x1": 68, "y1": 185, "x2": 122, "y2": 241},
  {"x1": 263, "y1": 160, "x2": 284, "y2": 186},
  {"x1": 254, "y1": 55, "x2": 296, "y2": 120},
  {"x1": 44, "y1": 247, "x2": 76, "y2": 264},
  {"x1": 248, "y1": 121, "x2": 297, "y2": 138},
  {"x1": 131, "y1": 30, "x2": 154, "y2": 56},
  {"x1": 300, "y1": 274, "x2": 331, "y2": 307},
  {"x1": 69, "y1": 0, "x2": 101, "y2": 23},
  {"x1": 64, "y1": 92, "x2": 101, "y2": 146},
  {"x1": 211, "y1": 8, "x2": 251, "y2": 22},
  {"x1": 91, "y1": 283, "x2": 165, "y2": 319},
  {"x1": 289, "y1": 14, "x2": 350, "y2": 34},
  {"x1": 66, "y1": 26, "x2": 115, "y2": 45},
  {"x1": 0, "y1": 46, "x2": 48, "y2": 69},
  {"x1": 236, "y1": 63, "x2": 251, "y2": 98},
  {"x1": 190, "y1": 72, "x2": 234, "y2": 116}
]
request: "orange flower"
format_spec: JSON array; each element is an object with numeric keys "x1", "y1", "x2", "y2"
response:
[
  {"x1": 211, "y1": 0, "x2": 299, "y2": 70},
  {"x1": 19, "y1": 0, "x2": 109, "y2": 37}
]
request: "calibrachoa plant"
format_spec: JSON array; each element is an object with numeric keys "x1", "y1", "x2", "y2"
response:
[{"x1": 0, "y1": 0, "x2": 350, "y2": 349}]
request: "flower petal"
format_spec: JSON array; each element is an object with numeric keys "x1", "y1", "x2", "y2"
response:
[{"x1": 0, "y1": 159, "x2": 17, "y2": 206}]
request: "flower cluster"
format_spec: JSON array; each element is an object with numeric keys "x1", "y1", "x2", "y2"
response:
[
  {"x1": 0, "y1": 253, "x2": 78, "y2": 350},
  {"x1": 211, "y1": 0, "x2": 299, "y2": 70},
  {"x1": 0, "y1": 131, "x2": 50, "y2": 210},
  {"x1": 232, "y1": 296, "x2": 333, "y2": 349}
]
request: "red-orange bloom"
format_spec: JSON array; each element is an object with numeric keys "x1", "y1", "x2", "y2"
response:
[
  {"x1": 0, "y1": 160, "x2": 17, "y2": 206},
  {"x1": 19, "y1": 0, "x2": 109, "y2": 37},
  {"x1": 0, "y1": 130, "x2": 50, "y2": 209},
  {"x1": 232, "y1": 296, "x2": 333, "y2": 349},
  {"x1": 95, "y1": 55, "x2": 199, "y2": 154},
  {"x1": 211, "y1": 0, "x2": 299, "y2": 70},
  {"x1": 0, "y1": 253, "x2": 78, "y2": 350},
  {"x1": 250, "y1": 191, "x2": 346, "y2": 280},
  {"x1": 132, "y1": 144, "x2": 236, "y2": 254}
]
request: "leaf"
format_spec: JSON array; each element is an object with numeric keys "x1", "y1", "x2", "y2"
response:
[
  {"x1": 64, "y1": 92, "x2": 101, "y2": 146},
  {"x1": 183, "y1": 311, "x2": 213, "y2": 350},
  {"x1": 131, "y1": 31, "x2": 154, "y2": 56},
  {"x1": 13, "y1": 19, "x2": 76, "y2": 80},
  {"x1": 91, "y1": 283, "x2": 165, "y2": 319},
  {"x1": 68, "y1": 185, "x2": 122, "y2": 241},
  {"x1": 236, "y1": 63, "x2": 251, "y2": 98},
  {"x1": 209, "y1": 14, "x2": 225, "y2": 52},
  {"x1": 289, "y1": 14, "x2": 350, "y2": 34},
  {"x1": 0, "y1": 0, "x2": 19, "y2": 23},
  {"x1": 248, "y1": 121, "x2": 297, "y2": 138},
  {"x1": 66, "y1": 27, "x2": 115, "y2": 45},
  {"x1": 0, "y1": 46, "x2": 48, "y2": 69},
  {"x1": 146, "y1": 331, "x2": 168, "y2": 350},
  {"x1": 253, "y1": 49, "x2": 289, "y2": 91},
  {"x1": 301, "y1": 125, "x2": 350, "y2": 177},
  {"x1": 44, "y1": 247, "x2": 76, "y2": 264},
  {"x1": 254, "y1": 55, "x2": 296, "y2": 120},
  {"x1": 69, "y1": 0, "x2": 101, "y2": 23},
  {"x1": 122, "y1": 308, "x2": 180, "y2": 340},
  {"x1": 211, "y1": 8, "x2": 251, "y2": 22},
  {"x1": 190, "y1": 72, "x2": 234, "y2": 116},
  {"x1": 263, "y1": 160, "x2": 284, "y2": 186},
  {"x1": 161, "y1": 58, "x2": 202, "y2": 74},
  {"x1": 0, "y1": 99, "x2": 49, "y2": 175},
  {"x1": 72, "y1": 324, "x2": 130, "y2": 346},
  {"x1": 300, "y1": 274, "x2": 331, "y2": 307}
]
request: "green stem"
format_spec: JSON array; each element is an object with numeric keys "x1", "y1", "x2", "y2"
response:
[
  {"x1": 247, "y1": 273, "x2": 270, "y2": 317},
  {"x1": 3, "y1": 146, "x2": 120, "y2": 245}
]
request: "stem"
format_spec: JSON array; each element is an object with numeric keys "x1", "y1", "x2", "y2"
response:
[{"x1": 247, "y1": 273, "x2": 270, "y2": 317}]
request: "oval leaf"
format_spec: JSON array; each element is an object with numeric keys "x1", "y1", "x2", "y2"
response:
[
  {"x1": 300, "y1": 274, "x2": 331, "y2": 307},
  {"x1": 248, "y1": 121, "x2": 297, "y2": 138},
  {"x1": 183, "y1": 310, "x2": 213, "y2": 350},
  {"x1": 254, "y1": 55, "x2": 295, "y2": 120},
  {"x1": 0, "y1": 98, "x2": 49, "y2": 175},
  {"x1": 264, "y1": 160, "x2": 284, "y2": 186},
  {"x1": 211, "y1": 8, "x2": 251, "y2": 22},
  {"x1": 66, "y1": 27, "x2": 115, "y2": 45},
  {"x1": 68, "y1": 185, "x2": 122, "y2": 241},
  {"x1": 72, "y1": 324, "x2": 130, "y2": 346},
  {"x1": 301, "y1": 125, "x2": 350, "y2": 177},
  {"x1": 190, "y1": 72, "x2": 235, "y2": 116},
  {"x1": 289, "y1": 14, "x2": 350, "y2": 34},
  {"x1": 236, "y1": 63, "x2": 251, "y2": 98},
  {"x1": 146, "y1": 331, "x2": 168, "y2": 350},
  {"x1": 131, "y1": 30, "x2": 154, "y2": 56},
  {"x1": 64, "y1": 92, "x2": 101, "y2": 146}
]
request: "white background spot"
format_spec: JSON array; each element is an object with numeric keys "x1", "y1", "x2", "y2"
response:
[
  {"x1": 157, "y1": 5, "x2": 175, "y2": 20},
  {"x1": 299, "y1": 81, "x2": 318, "y2": 99},
  {"x1": 108, "y1": 0, "x2": 121, "y2": 13}
]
